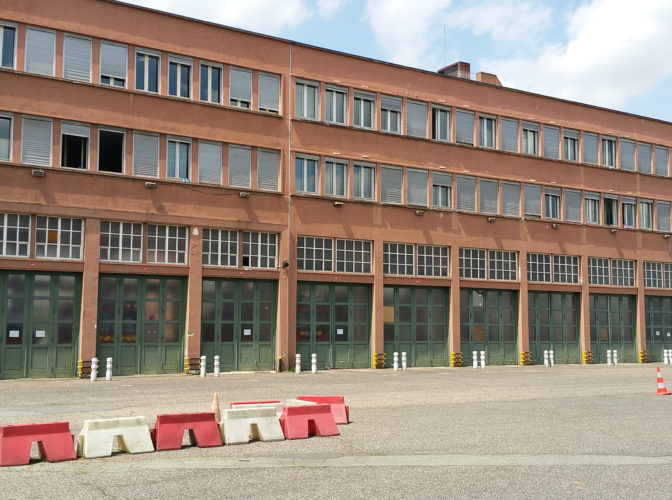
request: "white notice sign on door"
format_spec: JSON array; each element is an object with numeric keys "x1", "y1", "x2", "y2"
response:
[
  {"x1": 9, "y1": 330, "x2": 19, "y2": 338},
  {"x1": 243, "y1": 329, "x2": 252, "y2": 336},
  {"x1": 35, "y1": 330, "x2": 46, "y2": 338},
  {"x1": 337, "y1": 328, "x2": 344, "y2": 336}
]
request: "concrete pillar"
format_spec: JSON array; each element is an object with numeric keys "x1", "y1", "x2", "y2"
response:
[
  {"x1": 370, "y1": 238, "x2": 384, "y2": 366},
  {"x1": 184, "y1": 226, "x2": 203, "y2": 373},
  {"x1": 518, "y1": 251, "x2": 529, "y2": 364},
  {"x1": 277, "y1": 226, "x2": 294, "y2": 371},
  {"x1": 579, "y1": 255, "x2": 592, "y2": 362},
  {"x1": 636, "y1": 259, "x2": 647, "y2": 359},
  {"x1": 448, "y1": 246, "x2": 461, "y2": 365},
  {"x1": 77, "y1": 218, "x2": 100, "y2": 377}
]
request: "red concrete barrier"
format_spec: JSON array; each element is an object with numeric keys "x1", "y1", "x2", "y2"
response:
[
  {"x1": 0, "y1": 421, "x2": 76, "y2": 466},
  {"x1": 279, "y1": 405, "x2": 339, "y2": 439},
  {"x1": 296, "y1": 395, "x2": 349, "y2": 424},
  {"x1": 151, "y1": 412, "x2": 222, "y2": 450}
]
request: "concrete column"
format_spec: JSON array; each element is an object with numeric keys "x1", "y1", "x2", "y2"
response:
[
  {"x1": 448, "y1": 246, "x2": 461, "y2": 365},
  {"x1": 636, "y1": 259, "x2": 647, "y2": 359},
  {"x1": 184, "y1": 226, "x2": 203, "y2": 373},
  {"x1": 77, "y1": 218, "x2": 100, "y2": 377},
  {"x1": 370, "y1": 238, "x2": 384, "y2": 365},
  {"x1": 518, "y1": 251, "x2": 529, "y2": 363},
  {"x1": 277, "y1": 226, "x2": 294, "y2": 371},
  {"x1": 579, "y1": 255, "x2": 592, "y2": 361}
]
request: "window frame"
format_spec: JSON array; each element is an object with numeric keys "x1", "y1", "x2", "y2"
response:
[
  {"x1": 335, "y1": 238, "x2": 372, "y2": 274},
  {"x1": 521, "y1": 122, "x2": 539, "y2": 156},
  {"x1": 21, "y1": 115, "x2": 53, "y2": 167},
  {"x1": 202, "y1": 228, "x2": 238, "y2": 268},
  {"x1": 406, "y1": 100, "x2": 427, "y2": 139},
  {"x1": 242, "y1": 231, "x2": 277, "y2": 269},
  {"x1": 229, "y1": 66, "x2": 252, "y2": 109},
  {"x1": 199, "y1": 61, "x2": 222, "y2": 104},
  {"x1": 383, "y1": 242, "x2": 415, "y2": 276},
  {"x1": 0, "y1": 111, "x2": 13, "y2": 162},
  {"x1": 601, "y1": 136, "x2": 616, "y2": 168},
  {"x1": 134, "y1": 47, "x2": 160, "y2": 93},
  {"x1": 527, "y1": 252, "x2": 551, "y2": 283},
  {"x1": 99, "y1": 40, "x2": 127, "y2": 88},
  {"x1": 294, "y1": 79, "x2": 319, "y2": 120},
  {"x1": 60, "y1": 121, "x2": 90, "y2": 170},
  {"x1": 258, "y1": 72, "x2": 280, "y2": 114},
  {"x1": 353, "y1": 163, "x2": 376, "y2": 201},
  {"x1": 417, "y1": 244, "x2": 449, "y2": 277},
  {"x1": 380, "y1": 165, "x2": 403, "y2": 205},
  {"x1": 544, "y1": 187, "x2": 561, "y2": 220},
  {"x1": 197, "y1": 139, "x2": 222, "y2": 185},
  {"x1": 621, "y1": 197, "x2": 635, "y2": 228},
  {"x1": 97, "y1": 127, "x2": 125, "y2": 174},
  {"x1": 639, "y1": 199, "x2": 653, "y2": 230},
  {"x1": 584, "y1": 192, "x2": 600, "y2": 225},
  {"x1": 407, "y1": 168, "x2": 428, "y2": 207},
  {"x1": 99, "y1": 220, "x2": 143, "y2": 263},
  {"x1": 353, "y1": 91, "x2": 375, "y2": 129},
  {"x1": 132, "y1": 131, "x2": 159, "y2": 178},
  {"x1": 167, "y1": 55, "x2": 192, "y2": 99},
  {"x1": 478, "y1": 115, "x2": 496, "y2": 149},
  {"x1": 325, "y1": 158, "x2": 348, "y2": 198},
  {"x1": 432, "y1": 172, "x2": 452, "y2": 209},
  {"x1": 35, "y1": 216, "x2": 83, "y2": 260},
  {"x1": 563, "y1": 129, "x2": 579, "y2": 162},
  {"x1": 62, "y1": 33, "x2": 92, "y2": 83},
  {"x1": 431, "y1": 106, "x2": 450, "y2": 142},
  {"x1": 24, "y1": 26, "x2": 55, "y2": 77},
  {"x1": 294, "y1": 155, "x2": 319, "y2": 194},
  {"x1": 380, "y1": 96, "x2": 401, "y2": 134},
  {"x1": 166, "y1": 136, "x2": 191, "y2": 181},
  {"x1": 603, "y1": 195, "x2": 618, "y2": 227},
  {"x1": 146, "y1": 224, "x2": 188, "y2": 265},
  {"x1": 0, "y1": 213, "x2": 31, "y2": 258},
  {"x1": 324, "y1": 85, "x2": 347, "y2": 125},
  {"x1": 228, "y1": 144, "x2": 252, "y2": 188},
  {"x1": 297, "y1": 235, "x2": 333, "y2": 272},
  {"x1": 0, "y1": 21, "x2": 18, "y2": 70}
]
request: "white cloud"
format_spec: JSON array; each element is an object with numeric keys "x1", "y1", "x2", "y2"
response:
[
  {"x1": 483, "y1": 0, "x2": 672, "y2": 109},
  {"x1": 317, "y1": 0, "x2": 348, "y2": 18}
]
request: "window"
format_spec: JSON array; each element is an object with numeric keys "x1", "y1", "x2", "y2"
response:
[
  {"x1": 203, "y1": 228, "x2": 238, "y2": 267},
  {"x1": 455, "y1": 110, "x2": 474, "y2": 145},
  {"x1": 295, "y1": 156, "x2": 318, "y2": 194},
  {"x1": 25, "y1": 28, "x2": 55, "y2": 76},
  {"x1": 406, "y1": 101, "x2": 427, "y2": 138},
  {"x1": 132, "y1": 132, "x2": 159, "y2": 178},
  {"x1": 543, "y1": 126, "x2": 559, "y2": 159},
  {"x1": 98, "y1": 129, "x2": 124, "y2": 174},
  {"x1": 147, "y1": 224, "x2": 188, "y2": 264},
  {"x1": 459, "y1": 248, "x2": 486, "y2": 279},
  {"x1": 199, "y1": 63, "x2": 221, "y2": 104},
  {"x1": 354, "y1": 92, "x2": 374, "y2": 128},
  {"x1": 353, "y1": 163, "x2": 375, "y2": 200},
  {"x1": 295, "y1": 80, "x2": 318, "y2": 119},
  {"x1": 544, "y1": 187, "x2": 560, "y2": 220},
  {"x1": 527, "y1": 253, "x2": 551, "y2": 282},
  {"x1": 135, "y1": 50, "x2": 159, "y2": 92},
  {"x1": 644, "y1": 261, "x2": 663, "y2": 288},
  {"x1": 522, "y1": 122, "x2": 539, "y2": 155},
  {"x1": 325, "y1": 159, "x2": 347, "y2": 197},
  {"x1": 622, "y1": 197, "x2": 635, "y2": 228},
  {"x1": 657, "y1": 201, "x2": 670, "y2": 232},
  {"x1": 335, "y1": 239, "x2": 371, "y2": 273},
  {"x1": 325, "y1": 86, "x2": 347, "y2": 124},
  {"x1": 257, "y1": 149, "x2": 279, "y2": 191},
  {"x1": 197, "y1": 140, "x2": 222, "y2": 185},
  {"x1": 584, "y1": 192, "x2": 600, "y2": 224},
  {"x1": 228, "y1": 145, "x2": 251, "y2": 188},
  {"x1": 100, "y1": 41, "x2": 126, "y2": 87},
  {"x1": 297, "y1": 236, "x2": 333, "y2": 271},
  {"x1": 612, "y1": 259, "x2": 635, "y2": 287},
  {"x1": 63, "y1": 34, "x2": 91, "y2": 82},
  {"x1": 640, "y1": 200, "x2": 653, "y2": 229},
  {"x1": 417, "y1": 245, "x2": 449, "y2": 277},
  {"x1": 407, "y1": 169, "x2": 428, "y2": 206},
  {"x1": 479, "y1": 179, "x2": 498, "y2": 214},
  {"x1": 61, "y1": 122, "x2": 89, "y2": 169},
  {"x1": 565, "y1": 189, "x2": 582, "y2": 223},
  {"x1": 35, "y1": 216, "x2": 83, "y2": 260},
  {"x1": 583, "y1": 133, "x2": 598, "y2": 164},
  {"x1": 259, "y1": 73, "x2": 280, "y2": 113},
  {"x1": 0, "y1": 213, "x2": 30, "y2": 257},
  {"x1": 168, "y1": 57, "x2": 191, "y2": 98},
  {"x1": 0, "y1": 23, "x2": 16, "y2": 69},
  {"x1": 489, "y1": 250, "x2": 517, "y2": 280},
  {"x1": 523, "y1": 184, "x2": 541, "y2": 218},
  {"x1": 603, "y1": 196, "x2": 618, "y2": 226},
  {"x1": 564, "y1": 130, "x2": 579, "y2": 162},
  {"x1": 655, "y1": 146, "x2": 668, "y2": 176},
  {"x1": 588, "y1": 257, "x2": 609, "y2": 285},
  {"x1": 602, "y1": 137, "x2": 616, "y2": 167},
  {"x1": 432, "y1": 107, "x2": 450, "y2": 141},
  {"x1": 381, "y1": 96, "x2": 401, "y2": 133},
  {"x1": 99, "y1": 221, "x2": 142, "y2": 262},
  {"x1": 167, "y1": 139, "x2": 190, "y2": 180},
  {"x1": 432, "y1": 172, "x2": 452, "y2": 208},
  {"x1": 500, "y1": 118, "x2": 518, "y2": 153},
  {"x1": 21, "y1": 116, "x2": 52, "y2": 167},
  {"x1": 666, "y1": 264, "x2": 672, "y2": 289},
  {"x1": 383, "y1": 242, "x2": 414, "y2": 275},
  {"x1": 230, "y1": 67, "x2": 252, "y2": 108},
  {"x1": 620, "y1": 139, "x2": 635, "y2": 171},
  {"x1": 456, "y1": 175, "x2": 476, "y2": 212},
  {"x1": 381, "y1": 166, "x2": 402, "y2": 204},
  {"x1": 0, "y1": 114, "x2": 11, "y2": 161},
  {"x1": 501, "y1": 182, "x2": 520, "y2": 217},
  {"x1": 553, "y1": 255, "x2": 579, "y2": 284},
  {"x1": 638, "y1": 143, "x2": 652, "y2": 174},
  {"x1": 478, "y1": 116, "x2": 496, "y2": 148}
]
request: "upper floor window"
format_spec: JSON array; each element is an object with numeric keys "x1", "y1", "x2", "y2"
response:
[
  {"x1": 479, "y1": 179, "x2": 498, "y2": 214},
  {"x1": 417, "y1": 245, "x2": 449, "y2": 277},
  {"x1": 167, "y1": 138, "x2": 190, "y2": 180},
  {"x1": 325, "y1": 159, "x2": 347, "y2": 197},
  {"x1": 336, "y1": 239, "x2": 371, "y2": 273},
  {"x1": 132, "y1": 132, "x2": 159, "y2": 178},
  {"x1": 257, "y1": 149, "x2": 279, "y2": 191},
  {"x1": 147, "y1": 224, "x2": 187, "y2": 265},
  {"x1": 168, "y1": 57, "x2": 191, "y2": 99},
  {"x1": 478, "y1": 115, "x2": 496, "y2": 148},
  {"x1": 230, "y1": 67, "x2": 252, "y2": 108},
  {"x1": 521, "y1": 122, "x2": 538, "y2": 155},
  {"x1": 228, "y1": 145, "x2": 251, "y2": 188},
  {"x1": 383, "y1": 242, "x2": 414, "y2": 276},
  {"x1": 432, "y1": 106, "x2": 450, "y2": 142},
  {"x1": 500, "y1": 118, "x2": 518, "y2": 153},
  {"x1": 197, "y1": 140, "x2": 222, "y2": 185},
  {"x1": 200, "y1": 63, "x2": 221, "y2": 104},
  {"x1": 203, "y1": 228, "x2": 238, "y2": 267},
  {"x1": 0, "y1": 23, "x2": 16, "y2": 69},
  {"x1": 0, "y1": 114, "x2": 11, "y2": 161},
  {"x1": 354, "y1": 163, "x2": 375, "y2": 200},
  {"x1": 381, "y1": 96, "x2": 401, "y2": 133},
  {"x1": 354, "y1": 92, "x2": 374, "y2": 129},
  {"x1": 455, "y1": 110, "x2": 474, "y2": 145},
  {"x1": 325, "y1": 86, "x2": 347, "y2": 124},
  {"x1": 98, "y1": 129, "x2": 124, "y2": 174},
  {"x1": 456, "y1": 175, "x2": 476, "y2": 212},
  {"x1": 25, "y1": 27, "x2": 55, "y2": 76},
  {"x1": 564, "y1": 129, "x2": 579, "y2": 162},
  {"x1": 407, "y1": 169, "x2": 428, "y2": 207},
  {"x1": 588, "y1": 257, "x2": 610, "y2": 286},
  {"x1": 620, "y1": 139, "x2": 635, "y2": 171},
  {"x1": 543, "y1": 126, "x2": 559, "y2": 159},
  {"x1": 584, "y1": 192, "x2": 600, "y2": 224},
  {"x1": 259, "y1": 73, "x2": 280, "y2": 113},
  {"x1": 297, "y1": 236, "x2": 332, "y2": 272},
  {"x1": 459, "y1": 248, "x2": 486, "y2": 279},
  {"x1": 380, "y1": 166, "x2": 402, "y2": 205},
  {"x1": 61, "y1": 122, "x2": 89, "y2": 170},
  {"x1": 544, "y1": 187, "x2": 560, "y2": 220},
  {"x1": 99, "y1": 221, "x2": 142, "y2": 263},
  {"x1": 406, "y1": 101, "x2": 427, "y2": 138},
  {"x1": 135, "y1": 50, "x2": 159, "y2": 93},
  {"x1": 295, "y1": 80, "x2": 318, "y2": 120},
  {"x1": 622, "y1": 197, "x2": 635, "y2": 228},
  {"x1": 523, "y1": 184, "x2": 541, "y2": 218},
  {"x1": 603, "y1": 196, "x2": 618, "y2": 226},
  {"x1": 35, "y1": 216, "x2": 83, "y2": 260},
  {"x1": 655, "y1": 146, "x2": 668, "y2": 177},
  {"x1": 295, "y1": 156, "x2": 318, "y2": 194},
  {"x1": 63, "y1": 34, "x2": 91, "y2": 83},
  {"x1": 432, "y1": 172, "x2": 452, "y2": 209},
  {"x1": 100, "y1": 41, "x2": 126, "y2": 87},
  {"x1": 638, "y1": 143, "x2": 652, "y2": 174},
  {"x1": 602, "y1": 136, "x2": 616, "y2": 167},
  {"x1": 583, "y1": 132, "x2": 598, "y2": 165},
  {"x1": 489, "y1": 250, "x2": 518, "y2": 281},
  {"x1": 21, "y1": 116, "x2": 52, "y2": 167},
  {"x1": 565, "y1": 189, "x2": 582, "y2": 223},
  {"x1": 0, "y1": 213, "x2": 30, "y2": 257},
  {"x1": 501, "y1": 182, "x2": 520, "y2": 217},
  {"x1": 640, "y1": 200, "x2": 653, "y2": 229},
  {"x1": 243, "y1": 231, "x2": 277, "y2": 269},
  {"x1": 657, "y1": 201, "x2": 670, "y2": 232},
  {"x1": 527, "y1": 253, "x2": 551, "y2": 282}
]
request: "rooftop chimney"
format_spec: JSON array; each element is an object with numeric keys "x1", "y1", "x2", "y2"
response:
[
  {"x1": 438, "y1": 61, "x2": 471, "y2": 79},
  {"x1": 476, "y1": 72, "x2": 502, "y2": 86}
]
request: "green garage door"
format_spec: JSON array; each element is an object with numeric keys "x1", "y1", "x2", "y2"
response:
[
  {"x1": 528, "y1": 291, "x2": 580, "y2": 365},
  {"x1": 645, "y1": 296, "x2": 672, "y2": 362},
  {"x1": 296, "y1": 282, "x2": 370, "y2": 370},
  {"x1": 0, "y1": 272, "x2": 80, "y2": 379},
  {"x1": 383, "y1": 286, "x2": 448, "y2": 367},
  {"x1": 590, "y1": 294, "x2": 636, "y2": 363},
  {"x1": 460, "y1": 289, "x2": 517, "y2": 365},
  {"x1": 201, "y1": 279, "x2": 276, "y2": 372},
  {"x1": 97, "y1": 275, "x2": 185, "y2": 375}
]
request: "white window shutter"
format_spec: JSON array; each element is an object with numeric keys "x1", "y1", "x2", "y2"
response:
[
  {"x1": 259, "y1": 74, "x2": 280, "y2": 112},
  {"x1": 21, "y1": 117, "x2": 52, "y2": 166},
  {"x1": 407, "y1": 169, "x2": 428, "y2": 206},
  {"x1": 457, "y1": 176, "x2": 476, "y2": 211},
  {"x1": 381, "y1": 166, "x2": 402, "y2": 204},
  {"x1": 100, "y1": 42, "x2": 127, "y2": 80},
  {"x1": 583, "y1": 133, "x2": 598, "y2": 164},
  {"x1": 61, "y1": 123, "x2": 90, "y2": 138},
  {"x1": 198, "y1": 141, "x2": 222, "y2": 185},
  {"x1": 406, "y1": 101, "x2": 427, "y2": 138},
  {"x1": 133, "y1": 133, "x2": 159, "y2": 178},
  {"x1": 63, "y1": 35, "x2": 91, "y2": 82},
  {"x1": 455, "y1": 110, "x2": 474, "y2": 145},
  {"x1": 25, "y1": 28, "x2": 55, "y2": 76},
  {"x1": 230, "y1": 68, "x2": 252, "y2": 102},
  {"x1": 480, "y1": 179, "x2": 498, "y2": 214},
  {"x1": 620, "y1": 139, "x2": 635, "y2": 171},
  {"x1": 502, "y1": 183, "x2": 520, "y2": 216},
  {"x1": 543, "y1": 126, "x2": 559, "y2": 159},
  {"x1": 257, "y1": 149, "x2": 279, "y2": 191},
  {"x1": 228, "y1": 145, "x2": 251, "y2": 187}
]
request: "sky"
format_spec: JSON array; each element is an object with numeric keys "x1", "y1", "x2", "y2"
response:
[{"x1": 122, "y1": 0, "x2": 672, "y2": 122}]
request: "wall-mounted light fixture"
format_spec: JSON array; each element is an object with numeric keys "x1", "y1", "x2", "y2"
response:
[
  {"x1": 334, "y1": 201, "x2": 344, "y2": 207},
  {"x1": 144, "y1": 181, "x2": 157, "y2": 189},
  {"x1": 610, "y1": 228, "x2": 618, "y2": 234},
  {"x1": 552, "y1": 223, "x2": 559, "y2": 229},
  {"x1": 239, "y1": 191, "x2": 250, "y2": 198},
  {"x1": 282, "y1": 260, "x2": 290, "y2": 269},
  {"x1": 415, "y1": 210, "x2": 425, "y2": 216},
  {"x1": 487, "y1": 217, "x2": 496, "y2": 223},
  {"x1": 664, "y1": 234, "x2": 671, "y2": 239},
  {"x1": 31, "y1": 169, "x2": 46, "y2": 177}
]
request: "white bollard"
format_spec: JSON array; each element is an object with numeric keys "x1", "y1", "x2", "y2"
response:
[
  {"x1": 549, "y1": 350, "x2": 555, "y2": 368},
  {"x1": 480, "y1": 351, "x2": 486, "y2": 369},
  {"x1": 105, "y1": 357, "x2": 112, "y2": 381},
  {"x1": 200, "y1": 355, "x2": 206, "y2": 378},
  {"x1": 472, "y1": 351, "x2": 478, "y2": 369},
  {"x1": 393, "y1": 352, "x2": 399, "y2": 371},
  {"x1": 606, "y1": 350, "x2": 612, "y2": 366},
  {"x1": 613, "y1": 350, "x2": 618, "y2": 366},
  {"x1": 311, "y1": 353, "x2": 317, "y2": 374},
  {"x1": 665, "y1": 349, "x2": 670, "y2": 365},
  {"x1": 401, "y1": 352, "x2": 407, "y2": 371},
  {"x1": 544, "y1": 350, "x2": 549, "y2": 368},
  {"x1": 295, "y1": 353, "x2": 301, "y2": 374},
  {"x1": 90, "y1": 357, "x2": 98, "y2": 382},
  {"x1": 214, "y1": 355, "x2": 220, "y2": 377}
]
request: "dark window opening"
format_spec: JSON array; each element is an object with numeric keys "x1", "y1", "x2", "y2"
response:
[
  {"x1": 61, "y1": 135, "x2": 87, "y2": 169},
  {"x1": 98, "y1": 130, "x2": 124, "y2": 173}
]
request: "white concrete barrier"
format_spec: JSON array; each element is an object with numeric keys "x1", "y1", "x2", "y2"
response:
[
  {"x1": 230, "y1": 402, "x2": 284, "y2": 418},
  {"x1": 75, "y1": 416, "x2": 154, "y2": 458},
  {"x1": 220, "y1": 407, "x2": 285, "y2": 444}
]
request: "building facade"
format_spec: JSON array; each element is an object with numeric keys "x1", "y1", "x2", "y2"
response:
[{"x1": 1, "y1": 0, "x2": 671, "y2": 378}]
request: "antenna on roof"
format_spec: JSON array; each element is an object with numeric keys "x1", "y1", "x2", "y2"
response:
[{"x1": 443, "y1": 24, "x2": 446, "y2": 66}]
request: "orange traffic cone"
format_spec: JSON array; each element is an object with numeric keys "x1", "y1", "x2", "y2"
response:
[
  {"x1": 656, "y1": 367, "x2": 671, "y2": 396},
  {"x1": 211, "y1": 392, "x2": 222, "y2": 421}
]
